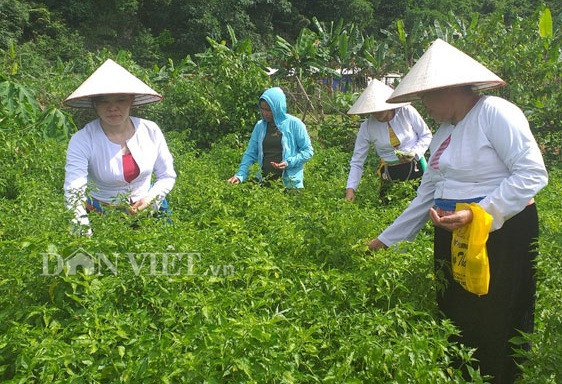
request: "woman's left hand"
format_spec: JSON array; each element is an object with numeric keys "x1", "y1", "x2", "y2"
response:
[
  {"x1": 271, "y1": 161, "x2": 287, "y2": 170},
  {"x1": 429, "y1": 207, "x2": 473, "y2": 232},
  {"x1": 130, "y1": 198, "x2": 150, "y2": 214},
  {"x1": 395, "y1": 150, "x2": 415, "y2": 162}
]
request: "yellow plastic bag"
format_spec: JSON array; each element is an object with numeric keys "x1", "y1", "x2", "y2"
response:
[{"x1": 450, "y1": 202, "x2": 493, "y2": 295}]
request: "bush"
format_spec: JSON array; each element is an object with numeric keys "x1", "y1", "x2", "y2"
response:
[
  {"x1": 2, "y1": 122, "x2": 560, "y2": 382},
  {"x1": 0, "y1": 7, "x2": 560, "y2": 382},
  {"x1": 152, "y1": 38, "x2": 271, "y2": 148}
]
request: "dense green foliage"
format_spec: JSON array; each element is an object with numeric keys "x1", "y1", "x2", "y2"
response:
[
  {"x1": 0, "y1": 101, "x2": 561, "y2": 382},
  {"x1": 2, "y1": 0, "x2": 560, "y2": 61},
  {"x1": 151, "y1": 36, "x2": 271, "y2": 148},
  {"x1": 0, "y1": 1, "x2": 561, "y2": 382},
  {"x1": 2, "y1": 2, "x2": 560, "y2": 154}
]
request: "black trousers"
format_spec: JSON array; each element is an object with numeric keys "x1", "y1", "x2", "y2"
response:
[{"x1": 434, "y1": 204, "x2": 538, "y2": 383}]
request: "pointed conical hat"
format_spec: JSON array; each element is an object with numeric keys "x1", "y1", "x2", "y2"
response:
[
  {"x1": 64, "y1": 59, "x2": 162, "y2": 108},
  {"x1": 347, "y1": 79, "x2": 409, "y2": 114},
  {"x1": 387, "y1": 38, "x2": 505, "y2": 103}
]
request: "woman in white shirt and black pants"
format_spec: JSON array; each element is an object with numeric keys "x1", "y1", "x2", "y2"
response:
[
  {"x1": 63, "y1": 59, "x2": 176, "y2": 235},
  {"x1": 345, "y1": 79, "x2": 432, "y2": 201},
  {"x1": 368, "y1": 39, "x2": 548, "y2": 383}
]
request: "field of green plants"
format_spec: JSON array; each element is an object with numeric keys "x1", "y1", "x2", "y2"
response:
[
  {"x1": 0, "y1": 122, "x2": 559, "y2": 383},
  {"x1": 0, "y1": 96, "x2": 561, "y2": 382},
  {"x1": 1, "y1": 4, "x2": 561, "y2": 383}
]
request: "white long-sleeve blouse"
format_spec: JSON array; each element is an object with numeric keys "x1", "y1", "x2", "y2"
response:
[
  {"x1": 346, "y1": 104, "x2": 432, "y2": 190},
  {"x1": 378, "y1": 96, "x2": 548, "y2": 247},
  {"x1": 64, "y1": 117, "x2": 176, "y2": 226}
]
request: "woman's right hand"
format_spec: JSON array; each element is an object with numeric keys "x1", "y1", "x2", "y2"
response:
[
  {"x1": 368, "y1": 237, "x2": 387, "y2": 251},
  {"x1": 345, "y1": 188, "x2": 356, "y2": 201},
  {"x1": 228, "y1": 176, "x2": 241, "y2": 184}
]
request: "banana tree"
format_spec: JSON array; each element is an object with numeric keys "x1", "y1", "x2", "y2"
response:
[
  {"x1": 311, "y1": 17, "x2": 367, "y2": 92},
  {"x1": 359, "y1": 36, "x2": 390, "y2": 82},
  {"x1": 381, "y1": 19, "x2": 431, "y2": 70},
  {"x1": 270, "y1": 27, "x2": 337, "y2": 121}
]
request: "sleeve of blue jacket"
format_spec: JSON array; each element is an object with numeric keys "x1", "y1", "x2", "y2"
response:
[
  {"x1": 235, "y1": 122, "x2": 261, "y2": 183},
  {"x1": 285, "y1": 119, "x2": 313, "y2": 169}
]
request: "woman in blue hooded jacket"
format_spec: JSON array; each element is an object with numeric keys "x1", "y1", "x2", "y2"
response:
[{"x1": 228, "y1": 87, "x2": 313, "y2": 188}]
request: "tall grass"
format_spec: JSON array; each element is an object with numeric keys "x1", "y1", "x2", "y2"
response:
[{"x1": 0, "y1": 128, "x2": 559, "y2": 382}]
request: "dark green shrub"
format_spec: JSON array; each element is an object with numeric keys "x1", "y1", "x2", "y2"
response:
[{"x1": 152, "y1": 38, "x2": 271, "y2": 148}]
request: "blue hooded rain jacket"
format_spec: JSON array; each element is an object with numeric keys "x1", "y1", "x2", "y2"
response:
[{"x1": 235, "y1": 87, "x2": 314, "y2": 188}]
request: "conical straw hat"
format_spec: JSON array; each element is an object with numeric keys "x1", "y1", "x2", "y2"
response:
[
  {"x1": 347, "y1": 79, "x2": 409, "y2": 114},
  {"x1": 64, "y1": 59, "x2": 162, "y2": 108},
  {"x1": 387, "y1": 38, "x2": 505, "y2": 103}
]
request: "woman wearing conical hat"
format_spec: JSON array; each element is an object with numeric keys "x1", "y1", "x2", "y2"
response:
[
  {"x1": 368, "y1": 39, "x2": 548, "y2": 382},
  {"x1": 345, "y1": 79, "x2": 432, "y2": 201},
  {"x1": 63, "y1": 59, "x2": 176, "y2": 235}
]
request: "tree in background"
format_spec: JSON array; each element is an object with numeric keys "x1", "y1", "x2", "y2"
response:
[
  {"x1": 4, "y1": 0, "x2": 560, "y2": 64},
  {"x1": 0, "y1": 0, "x2": 30, "y2": 50},
  {"x1": 1, "y1": 1, "x2": 560, "y2": 157}
]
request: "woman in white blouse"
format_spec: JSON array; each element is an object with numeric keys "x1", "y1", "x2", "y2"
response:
[
  {"x1": 368, "y1": 39, "x2": 548, "y2": 383},
  {"x1": 63, "y1": 59, "x2": 176, "y2": 234},
  {"x1": 345, "y1": 79, "x2": 432, "y2": 201}
]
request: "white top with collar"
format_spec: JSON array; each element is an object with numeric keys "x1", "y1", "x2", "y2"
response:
[
  {"x1": 64, "y1": 117, "x2": 176, "y2": 226},
  {"x1": 346, "y1": 104, "x2": 432, "y2": 190},
  {"x1": 378, "y1": 96, "x2": 548, "y2": 246}
]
